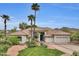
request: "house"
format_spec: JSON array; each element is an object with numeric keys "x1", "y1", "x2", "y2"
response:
[
  {"x1": 9, "y1": 30, "x2": 30, "y2": 44},
  {"x1": 9, "y1": 27, "x2": 70, "y2": 44}
]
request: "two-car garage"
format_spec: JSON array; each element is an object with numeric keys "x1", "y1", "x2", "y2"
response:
[{"x1": 45, "y1": 30, "x2": 70, "y2": 43}]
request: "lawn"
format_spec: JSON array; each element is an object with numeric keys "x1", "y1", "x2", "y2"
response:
[{"x1": 18, "y1": 46, "x2": 64, "y2": 56}]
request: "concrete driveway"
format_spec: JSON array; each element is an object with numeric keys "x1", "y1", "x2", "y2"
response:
[
  {"x1": 46, "y1": 43, "x2": 79, "y2": 55},
  {"x1": 60, "y1": 44, "x2": 79, "y2": 51}
]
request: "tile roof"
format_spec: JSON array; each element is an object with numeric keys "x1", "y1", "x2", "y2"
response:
[
  {"x1": 9, "y1": 27, "x2": 70, "y2": 36},
  {"x1": 9, "y1": 30, "x2": 30, "y2": 36},
  {"x1": 45, "y1": 29, "x2": 70, "y2": 36}
]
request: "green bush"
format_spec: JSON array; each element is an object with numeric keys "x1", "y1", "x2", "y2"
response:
[
  {"x1": 26, "y1": 39, "x2": 37, "y2": 48},
  {"x1": 0, "y1": 44, "x2": 10, "y2": 53},
  {"x1": 7, "y1": 36, "x2": 20, "y2": 45},
  {"x1": 41, "y1": 43, "x2": 47, "y2": 48},
  {"x1": 0, "y1": 39, "x2": 12, "y2": 45},
  {"x1": 0, "y1": 39, "x2": 11, "y2": 55},
  {"x1": 26, "y1": 41, "x2": 37, "y2": 48},
  {"x1": 71, "y1": 32, "x2": 79, "y2": 41}
]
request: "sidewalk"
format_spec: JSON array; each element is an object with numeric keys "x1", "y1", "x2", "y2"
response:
[{"x1": 7, "y1": 44, "x2": 27, "y2": 56}]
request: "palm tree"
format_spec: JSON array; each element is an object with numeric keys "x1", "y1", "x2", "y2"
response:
[
  {"x1": 31, "y1": 3, "x2": 40, "y2": 35},
  {"x1": 0, "y1": 15, "x2": 10, "y2": 39},
  {"x1": 19, "y1": 22, "x2": 29, "y2": 30},
  {"x1": 28, "y1": 15, "x2": 35, "y2": 41}
]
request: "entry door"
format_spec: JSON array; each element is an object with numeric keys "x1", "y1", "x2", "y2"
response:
[{"x1": 40, "y1": 32, "x2": 45, "y2": 41}]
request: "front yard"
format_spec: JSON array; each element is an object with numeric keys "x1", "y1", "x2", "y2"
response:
[
  {"x1": 18, "y1": 46, "x2": 64, "y2": 56},
  {"x1": 0, "y1": 36, "x2": 20, "y2": 56}
]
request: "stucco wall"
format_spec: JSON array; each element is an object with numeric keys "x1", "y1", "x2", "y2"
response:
[
  {"x1": 45, "y1": 36, "x2": 54, "y2": 43},
  {"x1": 20, "y1": 36, "x2": 27, "y2": 44},
  {"x1": 37, "y1": 33, "x2": 41, "y2": 42}
]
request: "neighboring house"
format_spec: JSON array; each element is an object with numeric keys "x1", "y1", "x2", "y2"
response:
[{"x1": 9, "y1": 27, "x2": 70, "y2": 44}]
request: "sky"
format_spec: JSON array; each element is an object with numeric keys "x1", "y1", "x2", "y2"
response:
[{"x1": 0, "y1": 3, "x2": 79, "y2": 30}]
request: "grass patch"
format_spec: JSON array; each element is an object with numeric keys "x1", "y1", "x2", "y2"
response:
[{"x1": 18, "y1": 46, "x2": 64, "y2": 56}]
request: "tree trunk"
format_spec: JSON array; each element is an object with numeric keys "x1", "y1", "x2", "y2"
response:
[
  {"x1": 4, "y1": 19, "x2": 7, "y2": 40},
  {"x1": 30, "y1": 20, "x2": 33, "y2": 43},
  {"x1": 34, "y1": 10, "x2": 36, "y2": 37}
]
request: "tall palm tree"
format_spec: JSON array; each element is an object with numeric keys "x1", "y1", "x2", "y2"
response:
[
  {"x1": 28, "y1": 15, "x2": 35, "y2": 40},
  {"x1": 31, "y1": 3, "x2": 40, "y2": 35},
  {"x1": 0, "y1": 15, "x2": 10, "y2": 39}
]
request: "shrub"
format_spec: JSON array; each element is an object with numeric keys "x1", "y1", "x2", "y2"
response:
[
  {"x1": 73, "y1": 51, "x2": 77, "y2": 56},
  {"x1": 41, "y1": 43, "x2": 47, "y2": 48},
  {"x1": 26, "y1": 41, "x2": 37, "y2": 48},
  {"x1": 7, "y1": 36, "x2": 20, "y2": 45},
  {"x1": 71, "y1": 32, "x2": 79, "y2": 41},
  {"x1": 0, "y1": 39, "x2": 11, "y2": 56},
  {"x1": 73, "y1": 51, "x2": 79, "y2": 56},
  {"x1": 0, "y1": 39, "x2": 12, "y2": 45},
  {"x1": 26, "y1": 39, "x2": 37, "y2": 48},
  {"x1": 0, "y1": 44, "x2": 10, "y2": 53}
]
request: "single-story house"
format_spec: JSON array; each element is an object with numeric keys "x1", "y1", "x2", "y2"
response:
[{"x1": 9, "y1": 27, "x2": 70, "y2": 44}]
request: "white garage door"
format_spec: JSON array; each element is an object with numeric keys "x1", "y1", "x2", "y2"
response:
[
  {"x1": 45, "y1": 37, "x2": 54, "y2": 43},
  {"x1": 54, "y1": 36, "x2": 70, "y2": 43}
]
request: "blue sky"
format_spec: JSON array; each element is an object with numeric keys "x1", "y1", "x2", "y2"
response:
[{"x1": 0, "y1": 3, "x2": 79, "y2": 30}]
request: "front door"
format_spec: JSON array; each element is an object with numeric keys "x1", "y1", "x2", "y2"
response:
[{"x1": 40, "y1": 32, "x2": 45, "y2": 41}]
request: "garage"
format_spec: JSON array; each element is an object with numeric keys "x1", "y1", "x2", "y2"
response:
[
  {"x1": 45, "y1": 30, "x2": 70, "y2": 43},
  {"x1": 54, "y1": 35, "x2": 70, "y2": 43}
]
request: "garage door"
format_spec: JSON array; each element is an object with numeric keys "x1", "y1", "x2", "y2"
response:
[
  {"x1": 45, "y1": 37, "x2": 54, "y2": 43},
  {"x1": 54, "y1": 36, "x2": 70, "y2": 43}
]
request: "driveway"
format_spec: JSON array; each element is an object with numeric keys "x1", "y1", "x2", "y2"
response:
[
  {"x1": 60, "y1": 44, "x2": 79, "y2": 51},
  {"x1": 46, "y1": 43, "x2": 79, "y2": 55}
]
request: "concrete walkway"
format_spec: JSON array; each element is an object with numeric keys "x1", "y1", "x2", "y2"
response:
[
  {"x1": 46, "y1": 43, "x2": 74, "y2": 55},
  {"x1": 7, "y1": 44, "x2": 27, "y2": 56}
]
